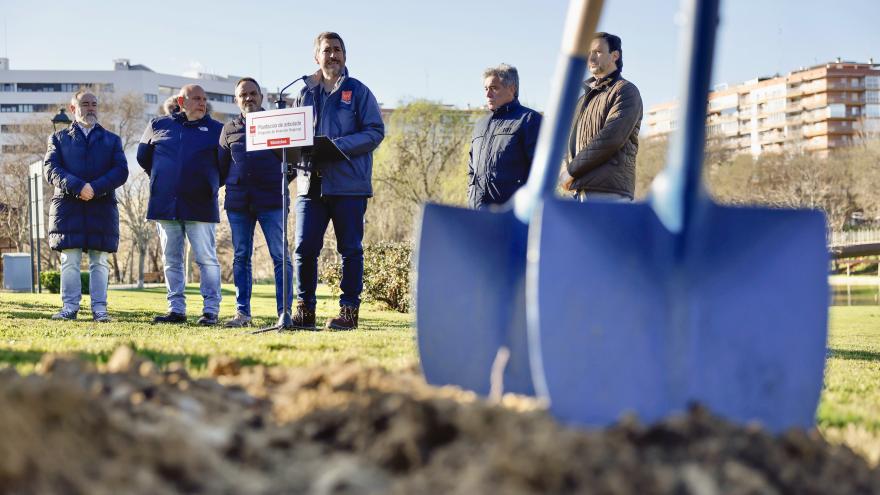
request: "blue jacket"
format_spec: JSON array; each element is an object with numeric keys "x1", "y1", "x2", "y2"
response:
[
  {"x1": 136, "y1": 112, "x2": 224, "y2": 222},
  {"x1": 295, "y1": 68, "x2": 385, "y2": 196},
  {"x1": 468, "y1": 99, "x2": 542, "y2": 209},
  {"x1": 43, "y1": 123, "x2": 129, "y2": 252},
  {"x1": 219, "y1": 110, "x2": 289, "y2": 212}
]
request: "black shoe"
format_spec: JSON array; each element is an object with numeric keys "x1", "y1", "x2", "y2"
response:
[
  {"x1": 152, "y1": 312, "x2": 187, "y2": 324},
  {"x1": 197, "y1": 313, "x2": 218, "y2": 326},
  {"x1": 326, "y1": 305, "x2": 359, "y2": 330},
  {"x1": 51, "y1": 309, "x2": 78, "y2": 321},
  {"x1": 290, "y1": 302, "x2": 317, "y2": 330}
]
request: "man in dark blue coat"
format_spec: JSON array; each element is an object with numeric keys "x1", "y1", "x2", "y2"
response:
[
  {"x1": 44, "y1": 90, "x2": 129, "y2": 322},
  {"x1": 292, "y1": 32, "x2": 385, "y2": 330},
  {"x1": 218, "y1": 77, "x2": 293, "y2": 327},
  {"x1": 137, "y1": 84, "x2": 224, "y2": 326},
  {"x1": 468, "y1": 64, "x2": 542, "y2": 209}
]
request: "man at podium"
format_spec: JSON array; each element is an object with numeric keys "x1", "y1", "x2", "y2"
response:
[{"x1": 291, "y1": 31, "x2": 385, "y2": 330}]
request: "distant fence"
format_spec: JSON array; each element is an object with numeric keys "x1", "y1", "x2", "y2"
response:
[{"x1": 829, "y1": 229, "x2": 880, "y2": 248}]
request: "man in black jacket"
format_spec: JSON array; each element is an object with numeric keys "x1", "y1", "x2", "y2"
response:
[
  {"x1": 218, "y1": 78, "x2": 293, "y2": 328},
  {"x1": 44, "y1": 90, "x2": 129, "y2": 322},
  {"x1": 562, "y1": 32, "x2": 643, "y2": 201},
  {"x1": 468, "y1": 64, "x2": 541, "y2": 209}
]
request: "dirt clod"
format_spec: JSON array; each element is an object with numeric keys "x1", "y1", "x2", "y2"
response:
[{"x1": 0, "y1": 349, "x2": 878, "y2": 494}]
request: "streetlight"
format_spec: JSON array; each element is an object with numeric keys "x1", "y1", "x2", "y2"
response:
[{"x1": 51, "y1": 107, "x2": 71, "y2": 131}]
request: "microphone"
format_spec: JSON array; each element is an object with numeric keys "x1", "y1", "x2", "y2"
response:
[{"x1": 275, "y1": 75, "x2": 309, "y2": 109}]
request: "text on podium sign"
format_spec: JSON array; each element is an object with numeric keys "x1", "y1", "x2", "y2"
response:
[{"x1": 245, "y1": 106, "x2": 314, "y2": 152}]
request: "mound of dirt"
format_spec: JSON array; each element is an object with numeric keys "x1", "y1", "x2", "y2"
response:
[{"x1": 0, "y1": 347, "x2": 878, "y2": 494}]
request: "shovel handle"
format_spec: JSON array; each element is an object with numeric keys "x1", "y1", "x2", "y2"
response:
[
  {"x1": 649, "y1": 0, "x2": 721, "y2": 234},
  {"x1": 513, "y1": 0, "x2": 605, "y2": 222}
]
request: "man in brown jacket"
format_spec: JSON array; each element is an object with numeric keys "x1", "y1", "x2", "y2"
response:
[{"x1": 563, "y1": 32, "x2": 643, "y2": 201}]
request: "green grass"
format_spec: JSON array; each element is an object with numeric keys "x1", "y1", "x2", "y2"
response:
[
  {"x1": 821, "y1": 306, "x2": 880, "y2": 429},
  {"x1": 0, "y1": 284, "x2": 416, "y2": 375},
  {"x1": 1, "y1": 287, "x2": 880, "y2": 461}
]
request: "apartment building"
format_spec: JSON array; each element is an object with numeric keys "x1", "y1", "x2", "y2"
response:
[
  {"x1": 0, "y1": 57, "x2": 243, "y2": 155},
  {"x1": 644, "y1": 59, "x2": 880, "y2": 156}
]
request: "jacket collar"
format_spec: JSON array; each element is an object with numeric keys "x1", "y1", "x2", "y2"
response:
[
  {"x1": 236, "y1": 108, "x2": 266, "y2": 125},
  {"x1": 584, "y1": 69, "x2": 622, "y2": 92},
  {"x1": 492, "y1": 98, "x2": 522, "y2": 116},
  {"x1": 68, "y1": 121, "x2": 103, "y2": 139},
  {"x1": 304, "y1": 67, "x2": 349, "y2": 95},
  {"x1": 174, "y1": 111, "x2": 212, "y2": 127}
]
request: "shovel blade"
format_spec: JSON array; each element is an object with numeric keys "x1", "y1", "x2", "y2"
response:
[
  {"x1": 416, "y1": 203, "x2": 535, "y2": 396},
  {"x1": 530, "y1": 199, "x2": 828, "y2": 432}
]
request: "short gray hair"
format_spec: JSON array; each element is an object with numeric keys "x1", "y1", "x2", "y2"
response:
[{"x1": 482, "y1": 63, "x2": 519, "y2": 98}]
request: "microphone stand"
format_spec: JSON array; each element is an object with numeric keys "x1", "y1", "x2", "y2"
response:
[{"x1": 251, "y1": 75, "x2": 308, "y2": 334}]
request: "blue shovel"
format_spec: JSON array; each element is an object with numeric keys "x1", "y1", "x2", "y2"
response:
[
  {"x1": 415, "y1": 0, "x2": 605, "y2": 396},
  {"x1": 528, "y1": 0, "x2": 829, "y2": 432}
]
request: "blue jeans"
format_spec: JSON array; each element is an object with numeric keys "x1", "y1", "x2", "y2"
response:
[
  {"x1": 60, "y1": 249, "x2": 109, "y2": 314},
  {"x1": 294, "y1": 195, "x2": 368, "y2": 308},
  {"x1": 227, "y1": 208, "x2": 294, "y2": 316},
  {"x1": 156, "y1": 220, "x2": 221, "y2": 315}
]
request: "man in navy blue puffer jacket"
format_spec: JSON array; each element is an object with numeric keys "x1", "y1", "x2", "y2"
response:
[
  {"x1": 291, "y1": 32, "x2": 385, "y2": 331},
  {"x1": 468, "y1": 63, "x2": 542, "y2": 209},
  {"x1": 44, "y1": 89, "x2": 128, "y2": 322},
  {"x1": 218, "y1": 77, "x2": 294, "y2": 328},
  {"x1": 137, "y1": 84, "x2": 224, "y2": 326}
]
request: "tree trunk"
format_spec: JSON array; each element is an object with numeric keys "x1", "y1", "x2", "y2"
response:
[{"x1": 137, "y1": 245, "x2": 146, "y2": 289}]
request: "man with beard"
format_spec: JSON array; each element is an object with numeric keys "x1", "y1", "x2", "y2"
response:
[
  {"x1": 218, "y1": 77, "x2": 294, "y2": 327},
  {"x1": 291, "y1": 32, "x2": 385, "y2": 330},
  {"x1": 44, "y1": 89, "x2": 129, "y2": 322},
  {"x1": 137, "y1": 84, "x2": 224, "y2": 326},
  {"x1": 562, "y1": 32, "x2": 643, "y2": 201}
]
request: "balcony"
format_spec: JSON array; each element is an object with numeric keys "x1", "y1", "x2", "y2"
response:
[
  {"x1": 760, "y1": 132, "x2": 786, "y2": 144},
  {"x1": 804, "y1": 122, "x2": 834, "y2": 137}
]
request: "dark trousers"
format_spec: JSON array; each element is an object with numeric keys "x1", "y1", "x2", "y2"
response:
[{"x1": 294, "y1": 195, "x2": 368, "y2": 308}]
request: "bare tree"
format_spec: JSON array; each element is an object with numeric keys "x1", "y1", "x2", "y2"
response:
[{"x1": 118, "y1": 174, "x2": 153, "y2": 288}]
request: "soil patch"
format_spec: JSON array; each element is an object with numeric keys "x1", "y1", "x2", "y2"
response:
[{"x1": 0, "y1": 347, "x2": 878, "y2": 494}]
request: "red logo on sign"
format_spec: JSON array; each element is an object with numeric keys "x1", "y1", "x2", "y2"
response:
[
  {"x1": 249, "y1": 126, "x2": 256, "y2": 134},
  {"x1": 267, "y1": 138, "x2": 291, "y2": 146},
  {"x1": 341, "y1": 90, "x2": 352, "y2": 104}
]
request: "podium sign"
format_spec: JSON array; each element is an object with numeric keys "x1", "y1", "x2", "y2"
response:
[{"x1": 245, "y1": 107, "x2": 314, "y2": 152}]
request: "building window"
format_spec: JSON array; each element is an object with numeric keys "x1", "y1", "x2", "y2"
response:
[
  {"x1": 144, "y1": 94, "x2": 158, "y2": 104},
  {"x1": 0, "y1": 83, "x2": 13, "y2": 92},
  {"x1": 0, "y1": 103, "x2": 53, "y2": 112},
  {"x1": 829, "y1": 104, "x2": 846, "y2": 118},
  {"x1": 206, "y1": 92, "x2": 234, "y2": 104},
  {"x1": 100, "y1": 83, "x2": 114, "y2": 93}
]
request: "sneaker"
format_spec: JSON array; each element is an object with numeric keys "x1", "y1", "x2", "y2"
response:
[
  {"x1": 152, "y1": 312, "x2": 187, "y2": 324},
  {"x1": 223, "y1": 312, "x2": 252, "y2": 328},
  {"x1": 197, "y1": 313, "x2": 219, "y2": 326},
  {"x1": 290, "y1": 302, "x2": 317, "y2": 330},
  {"x1": 326, "y1": 304, "x2": 359, "y2": 330},
  {"x1": 93, "y1": 312, "x2": 112, "y2": 323},
  {"x1": 51, "y1": 309, "x2": 78, "y2": 321}
]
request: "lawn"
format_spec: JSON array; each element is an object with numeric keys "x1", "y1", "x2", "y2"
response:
[
  {"x1": 1, "y1": 285, "x2": 879, "y2": 461},
  {"x1": 0, "y1": 284, "x2": 417, "y2": 374}
]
